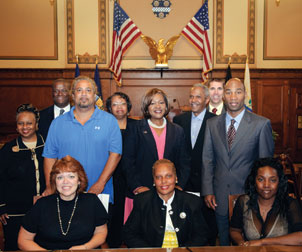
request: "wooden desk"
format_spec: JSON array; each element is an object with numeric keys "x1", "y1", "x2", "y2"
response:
[{"x1": 51, "y1": 246, "x2": 302, "y2": 252}]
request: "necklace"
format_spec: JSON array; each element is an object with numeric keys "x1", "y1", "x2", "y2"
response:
[
  {"x1": 57, "y1": 195, "x2": 78, "y2": 236},
  {"x1": 148, "y1": 118, "x2": 166, "y2": 129}
]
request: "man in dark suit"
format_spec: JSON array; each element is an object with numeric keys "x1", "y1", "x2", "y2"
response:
[
  {"x1": 207, "y1": 78, "x2": 226, "y2": 115},
  {"x1": 38, "y1": 79, "x2": 71, "y2": 140},
  {"x1": 173, "y1": 83, "x2": 215, "y2": 193},
  {"x1": 173, "y1": 83, "x2": 217, "y2": 245},
  {"x1": 202, "y1": 78, "x2": 274, "y2": 246}
]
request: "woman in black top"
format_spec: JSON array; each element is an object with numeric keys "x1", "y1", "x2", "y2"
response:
[
  {"x1": 0, "y1": 104, "x2": 45, "y2": 251},
  {"x1": 230, "y1": 157, "x2": 302, "y2": 246},
  {"x1": 18, "y1": 155, "x2": 108, "y2": 250},
  {"x1": 105, "y1": 92, "x2": 136, "y2": 247}
]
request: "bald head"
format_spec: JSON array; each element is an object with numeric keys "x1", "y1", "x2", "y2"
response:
[
  {"x1": 224, "y1": 78, "x2": 246, "y2": 117},
  {"x1": 225, "y1": 78, "x2": 245, "y2": 92}
]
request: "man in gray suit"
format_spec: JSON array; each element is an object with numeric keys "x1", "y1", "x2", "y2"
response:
[{"x1": 202, "y1": 78, "x2": 274, "y2": 245}]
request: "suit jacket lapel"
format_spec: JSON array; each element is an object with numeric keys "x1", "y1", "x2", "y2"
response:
[
  {"x1": 50, "y1": 105, "x2": 55, "y2": 119},
  {"x1": 183, "y1": 113, "x2": 193, "y2": 150},
  {"x1": 164, "y1": 121, "x2": 174, "y2": 158},
  {"x1": 217, "y1": 114, "x2": 228, "y2": 151},
  {"x1": 193, "y1": 110, "x2": 210, "y2": 151},
  {"x1": 141, "y1": 119, "x2": 158, "y2": 160},
  {"x1": 231, "y1": 110, "x2": 251, "y2": 150}
]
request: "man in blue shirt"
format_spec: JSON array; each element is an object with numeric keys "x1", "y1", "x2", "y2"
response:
[{"x1": 42, "y1": 76, "x2": 122, "y2": 204}]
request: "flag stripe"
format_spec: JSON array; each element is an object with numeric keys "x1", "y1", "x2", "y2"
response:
[
  {"x1": 109, "y1": 2, "x2": 141, "y2": 86},
  {"x1": 181, "y1": 0, "x2": 212, "y2": 82}
]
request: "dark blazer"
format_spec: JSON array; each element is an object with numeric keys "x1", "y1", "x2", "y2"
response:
[
  {"x1": 202, "y1": 110, "x2": 275, "y2": 216},
  {"x1": 38, "y1": 105, "x2": 55, "y2": 140},
  {"x1": 0, "y1": 134, "x2": 46, "y2": 215},
  {"x1": 122, "y1": 119, "x2": 191, "y2": 197},
  {"x1": 123, "y1": 189, "x2": 209, "y2": 248},
  {"x1": 173, "y1": 110, "x2": 216, "y2": 192}
]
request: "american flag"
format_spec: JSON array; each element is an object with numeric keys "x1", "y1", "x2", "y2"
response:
[
  {"x1": 181, "y1": 0, "x2": 212, "y2": 82},
  {"x1": 109, "y1": 2, "x2": 141, "y2": 86}
]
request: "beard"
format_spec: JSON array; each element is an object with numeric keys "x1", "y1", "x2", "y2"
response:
[{"x1": 77, "y1": 99, "x2": 94, "y2": 109}]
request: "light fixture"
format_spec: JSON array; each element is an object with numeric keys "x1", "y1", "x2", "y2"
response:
[{"x1": 276, "y1": 0, "x2": 280, "y2": 6}]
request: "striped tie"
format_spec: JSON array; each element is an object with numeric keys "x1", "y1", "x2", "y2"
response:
[{"x1": 227, "y1": 119, "x2": 236, "y2": 149}]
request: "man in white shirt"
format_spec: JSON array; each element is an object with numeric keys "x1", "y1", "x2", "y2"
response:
[
  {"x1": 207, "y1": 79, "x2": 225, "y2": 115},
  {"x1": 38, "y1": 79, "x2": 71, "y2": 140}
]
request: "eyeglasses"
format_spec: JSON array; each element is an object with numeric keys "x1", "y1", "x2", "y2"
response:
[{"x1": 112, "y1": 102, "x2": 127, "y2": 106}]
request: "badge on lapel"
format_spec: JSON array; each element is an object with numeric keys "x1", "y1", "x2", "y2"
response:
[{"x1": 179, "y1": 212, "x2": 186, "y2": 219}]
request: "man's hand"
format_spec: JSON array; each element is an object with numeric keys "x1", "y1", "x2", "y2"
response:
[
  {"x1": 135, "y1": 186, "x2": 150, "y2": 194},
  {"x1": 42, "y1": 187, "x2": 52, "y2": 197},
  {"x1": 88, "y1": 182, "x2": 105, "y2": 195},
  {"x1": 175, "y1": 185, "x2": 183, "y2": 191},
  {"x1": 204, "y1": 194, "x2": 217, "y2": 210},
  {"x1": 0, "y1": 213, "x2": 9, "y2": 225}
]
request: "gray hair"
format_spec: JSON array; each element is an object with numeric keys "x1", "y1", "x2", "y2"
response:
[{"x1": 192, "y1": 83, "x2": 209, "y2": 98}]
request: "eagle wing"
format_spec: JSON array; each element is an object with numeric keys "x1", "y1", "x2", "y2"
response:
[
  {"x1": 165, "y1": 34, "x2": 180, "y2": 60},
  {"x1": 141, "y1": 35, "x2": 158, "y2": 60}
]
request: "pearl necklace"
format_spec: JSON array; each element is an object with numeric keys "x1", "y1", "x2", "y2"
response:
[
  {"x1": 57, "y1": 195, "x2": 78, "y2": 236},
  {"x1": 148, "y1": 118, "x2": 166, "y2": 129}
]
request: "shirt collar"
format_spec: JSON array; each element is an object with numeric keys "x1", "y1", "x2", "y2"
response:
[
  {"x1": 191, "y1": 108, "x2": 206, "y2": 120},
  {"x1": 54, "y1": 104, "x2": 70, "y2": 112},
  {"x1": 226, "y1": 109, "x2": 245, "y2": 125},
  {"x1": 209, "y1": 102, "x2": 224, "y2": 113},
  {"x1": 160, "y1": 191, "x2": 175, "y2": 206}
]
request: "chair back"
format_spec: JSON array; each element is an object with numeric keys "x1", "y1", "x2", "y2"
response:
[{"x1": 228, "y1": 194, "x2": 241, "y2": 221}]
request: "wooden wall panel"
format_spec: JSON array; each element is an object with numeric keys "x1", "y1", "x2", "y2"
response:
[
  {"x1": 1, "y1": 68, "x2": 302, "y2": 160},
  {"x1": 256, "y1": 80, "x2": 289, "y2": 154}
]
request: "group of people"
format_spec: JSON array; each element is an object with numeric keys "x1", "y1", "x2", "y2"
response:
[{"x1": 0, "y1": 76, "x2": 301, "y2": 250}]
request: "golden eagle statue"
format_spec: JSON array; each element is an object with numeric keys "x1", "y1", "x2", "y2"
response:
[{"x1": 141, "y1": 34, "x2": 180, "y2": 68}]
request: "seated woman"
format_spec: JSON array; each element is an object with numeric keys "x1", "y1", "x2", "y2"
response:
[
  {"x1": 123, "y1": 159, "x2": 208, "y2": 248},
  {"x1": 18, "y1": 155, "x2": 108, "y2": 250},
  {"x1": 0, "y1": 104, "x2": 45, "y2": 251},
  {"x1": 230, "y1": 157, "x2": 302, "y2": 246}
]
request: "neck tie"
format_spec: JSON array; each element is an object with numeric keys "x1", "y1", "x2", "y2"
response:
[
  {"x1": 59, "y1": 109, "x2": 64, "y2": 116},
  {"x1": 227, "y1": 119, "x2": 236, "y2": 149},
  {"x1": 212, "y1": 108, "x2": 217, "y2": 114}
]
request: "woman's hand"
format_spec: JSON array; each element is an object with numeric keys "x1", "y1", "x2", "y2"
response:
[
  {"x1": 248, "y1": 239, "x2": 263, "y2": 246},
  {"x1": 69, "y1": 245, "x2": 87, "y2": 250},
  {"x1": 0, "y1": 213, "x2": 9, "y2": 225}
]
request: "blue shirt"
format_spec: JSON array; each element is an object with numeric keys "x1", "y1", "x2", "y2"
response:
[
  {"x1": 191, "y1": 109, "x2": 206, "y2": 148},
  {"x1": 226, "y1": 109, "x2": 245, "y2": 132},
  {"x1": 43, "y1": 106, "x2": 122, "y2": 203}
]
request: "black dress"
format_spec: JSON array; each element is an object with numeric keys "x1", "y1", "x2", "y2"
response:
[
  {"x1": 22, "y1": 193, "x2": 108, "y2": 250},
  {"x1": 0, "y1": 134, "x2": 45, "y2": 251},
  {"x1": 107, "y1": 118, "x2": 136, "y2": 248}
]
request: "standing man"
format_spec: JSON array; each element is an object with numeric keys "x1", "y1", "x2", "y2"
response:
[
  {"x1": 173, "y1": 83, "x2": 217, "y2": 245},
  {"x1": 207, "y1": 79, "x2": 225, "y2": 115},
  {"x1": 39, "y1": 79, "x2": 71, "y2": 140},
  {"x1": 42, "y1": 76, "x2": 122, "y2": 205},
  {"x1": 173, "y1": 83, "x2": 215, "y2": 193},
  {"x1": 202, "y1": 78, "x2": 274, "y2": 245}
]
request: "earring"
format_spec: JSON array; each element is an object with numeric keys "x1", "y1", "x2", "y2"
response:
[{"x1": 153, "y1": 183, "x2": 155, "y2": 186}]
